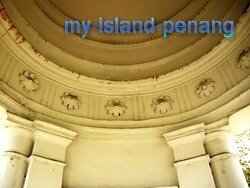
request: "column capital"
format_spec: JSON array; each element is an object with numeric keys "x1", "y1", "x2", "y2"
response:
[
  {"x1": 34, "y1": 120, "x2": 77, "y2": 141},
  {"x1": 0, "y1": 105, "x2": 34, "y2": 132},
  {"x1": 4, "y1": 113, "x2": 34, "y2": 132},
  {"x1": 205, "y1": 118, "x2": 230, "y2": 134},
  {"x1": 33, "y1": 120, "x2": 77, "y2": 147},
  {"x1": 32, "y1": 120, "x2": 77, "y2": 162},
  {"x1": 24, "y1": 121, "x2": 77, "y2": 188},
  {"x1": 163, "y1": 123, "x2": 205, "y2": 147},
  {"x1": 0, "y1": 113, "x2": 34, "y2": 156},
  {"x1": 204, "y1": 118, "x2": 235, "y2": 156},
  {"x1": 163, "y1": 123, "x2": 206, "y2": 162},
  {"x1": 0, "y1": 108, "x2": 34, "y2": 188}
]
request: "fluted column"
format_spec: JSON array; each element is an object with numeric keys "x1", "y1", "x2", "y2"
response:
[
  {"x1": 205, "y1": 118, "x2": 248, "y2": 188},
  {"x1": 24, "y1": 120, "x2": 77, "y2": 188},
  {"x1": 0, "y1": 107, "x2": 34, "y2": 188},
  {"x1": 163, "y1": 124, "x2": 215, "y2": 188}
]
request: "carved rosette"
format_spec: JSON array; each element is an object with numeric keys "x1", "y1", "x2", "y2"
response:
[
  {"x1": 19, "y1": 71, "x2": 39, "y2": 92},
  {"x1": 61, "y1": 93, "x2": 81, "y2": 110},
  {"x1": 151, "y1": 96, "x2": 174, "y2": 114},
  {"x1": 236, "y1": 47, "x2": 250, "y2": 69},
  {"x1": 195, "y1": 78, "x2": 215, "y2": 98},
  {"x1": 105, "y1": 100, "x2": 127, "y2": 117}
]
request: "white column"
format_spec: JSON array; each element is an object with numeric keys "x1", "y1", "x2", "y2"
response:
[
  {"x1": 163, "y1": 124, "x2": 215, "y2": 188},
  {"x1": 0, "y1": 107, "x2": 34, "y2": 188},
  {"x1": 24, "y1": 120, "x2": 77, "y2": 188},
  {"x1": 205, "y1": 118, "x2": 248, "y2": 188}
]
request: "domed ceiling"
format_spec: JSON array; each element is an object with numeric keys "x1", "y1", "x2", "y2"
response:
[
  {"x1": 50, "y1": 0, "x2": 192, "y2": 26},
  {"x1": 6, "y1": 0, "x2": 249, "y2": 80},
  {"x1": 0, "y1": 0, "x2": 249, "y2": 128}
]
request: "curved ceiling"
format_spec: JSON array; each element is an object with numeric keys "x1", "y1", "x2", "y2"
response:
[
  {"x1": 49, "y1": 0, "x2": 192, "y2": 26},
  {"x1": 0, "y1": 0, "x2": 249, "y2": 128},
  {"x1": 6, "y1": 0, "x2": 250, "y2": 80}
]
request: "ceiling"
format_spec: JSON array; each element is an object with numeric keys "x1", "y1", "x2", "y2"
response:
[
  {"x1": 0, "y1": 0, "x2": 249, "y2": 128},
  {"x1": 49, "y1": 0, "x2": 192, "y2": 25},
  {"x1": 7, "y1": 0, "x2": 250, "y2": 80}
]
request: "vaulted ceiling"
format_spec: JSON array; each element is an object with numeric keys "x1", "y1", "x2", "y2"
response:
[
  {"x1": 6, "y1": 0, "x2": 249, "y2": 80},
  {"x1": 0, "y1": 0, "x2": 249, "y2": 129}
]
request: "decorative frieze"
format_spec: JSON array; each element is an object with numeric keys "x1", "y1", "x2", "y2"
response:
[
  {"x1": 151, "y1": 96, "x2": 173, "y2": 114},
  {"x1": 19, "y1": 71, "x2": 39, "y2": 92},
  {"x1": 195, "y1": 78, "x2": 215, "y2": 98},
  {"x1": 105, "y1": 100, "x2": 127, "y2": 117}
]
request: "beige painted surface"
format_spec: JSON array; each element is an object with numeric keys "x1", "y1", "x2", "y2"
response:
[
  {"x1": 64, "y1": 134, "x2": 178, "y2": 187},
  {"x1": 0, "y1": 0, "x2": 249, "y2": 187}
]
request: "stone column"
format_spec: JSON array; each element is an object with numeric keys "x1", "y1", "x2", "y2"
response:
[
  {"x1": 0, "y1": 107, "x2": 34, "y2": 188},
  {"x1": 24, "y1": 120, "x2": 77, "y2": 188},
  {"x1": 205, "y1": 118, "x2": 248, "y2": 188},
  {"x1": 163, "y1": 124, "x2": 216, "y2": 188}
]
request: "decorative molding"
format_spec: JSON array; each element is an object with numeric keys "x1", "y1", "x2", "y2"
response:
[
  {"x1": 174, "y1": 155, "x2": 210, "y2": 167},
  {"x1": 0, "y1": 79, "x2": 249, "y2": 128},
  {"x1": 28, "y1": 46, "x2": 48, "y2": 62},
  {"x1": 236, "y1": 47, "x2": 250, "y2": 69},
  {"x1": 1, "y1": 151, "x2": 28, "y2": 161},
  {"x1": 210, "y1": 153, "x2": 237, "y2": 163},
  {"x1": 163, "y1": 123, "x2": 205, "y2": 141},
  {"x1": 0, "y1": 3, "x2": 249, "y2": 94},
  {"x1": 34, "y1": 120, "x2": 77, "y2": 140},
  {"x1": 1, "y1": 0, "x2": 248, "y2": 82},
  {"x1": 28, "y1": 155, "x2": 66, "y2": 167},
  {"x1": 0, "y1": 5, "x2": 25, "y2": 44},
  {"x1": 19, "y1": 71, "x2": 39, "y2": 92},
  {"x1": 61, "y1": 93, "x2": 81, "y2": 110},
  {"x1": 163, "y1": 123, "x2": 205, "y2": 147},
  {"x1": 151, "y1": 96, "x2": 173, "y2": 114},
  {"x1": 195, "y1": 78, "x2": 215, "y2": 98},
  {"x1": 204, "y1": 130, "x2": 230, "y2": 143},
  {"x1": 105, "y1": 100, "x2": 127, "y2": 117},
  {"x1": 33, "y1": 0, "x2": 210, "y2": 44},
  {"x1": 0, "y1": 0, "x2": 249, "y2": 127},
  {"x1": 14, "y1": 31, "x2": 26, "y2": 44},
  {"x1": 0, "y1": 4, "x2": 47, "y2": 61},
  {"x1": 4, "y1": 113, "x2": 34, "y2": 132},
  {"x1": 204, "y1": 118, "x2": 229, "y2": 134}
]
